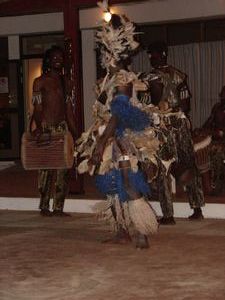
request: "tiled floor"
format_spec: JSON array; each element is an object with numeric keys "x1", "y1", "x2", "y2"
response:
[{"x1": 0, "y1": 210, "x2": 225, "y2": 300}]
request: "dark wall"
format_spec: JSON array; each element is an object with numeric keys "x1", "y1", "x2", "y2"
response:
[{"x1": 138, "y1": 18, "x2": 225, "y2": 49}]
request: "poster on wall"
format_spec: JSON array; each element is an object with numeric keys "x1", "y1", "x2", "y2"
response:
[{"x1": 0, "y1": 77, "x2": 9, "y2": 93}]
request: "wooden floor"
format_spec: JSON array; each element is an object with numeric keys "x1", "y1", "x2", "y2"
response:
[{"x1": 1, "y1": 210, "x2": 225, "y2": 300}]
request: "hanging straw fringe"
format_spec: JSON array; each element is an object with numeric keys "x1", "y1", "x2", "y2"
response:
[
  {"x1": 92, "y1": 194, "x2": 132, "y2": 232},
  {"x1": 128, "y1": 197, "x2": 158, "y2": 235},
  {"x1": 92, "y1": 195, "x2": 158, "y2": 235},
  {"x1": 92, "y1": 198, "x2": 116, "y2": 230}
]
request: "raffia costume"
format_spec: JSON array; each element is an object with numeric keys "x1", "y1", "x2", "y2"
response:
[
  {"x1": 204, "y1": 102, "x2": 225, "y2": 195},
  {"x1": 76, "y1": 71, "x2": 159, "y2": 238},
  {"x1": 75, "y1": 9, "x2": 159, "y2": 245},
  {"x1": 210, "y1": 141, "x2": 225, "y2": 195},
  {"x1": 143, "y1": 66, "x2": 205, "y2": 218}
]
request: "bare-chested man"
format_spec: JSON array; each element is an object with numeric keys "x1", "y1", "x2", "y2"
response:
[
  {"x1": 32, "y1": 46, "x2": 76, "y2": 216},
  {"x1": 203, "y1": 86, "x2": 225, "y2": 195}
]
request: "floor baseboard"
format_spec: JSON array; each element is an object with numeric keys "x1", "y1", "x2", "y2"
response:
[{"x1": 0, "y1": 197, "x2": 225, "y2": 219}]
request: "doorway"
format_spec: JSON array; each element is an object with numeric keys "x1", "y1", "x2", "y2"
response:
[
  {"x1": 0, "y1": 59, "x2": 22, "y2": 160},
  {"x1": 23, "y1": 58, "x2": 42, "y2": 130}
]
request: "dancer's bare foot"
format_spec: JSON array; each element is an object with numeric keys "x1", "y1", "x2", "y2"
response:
[
  {"x1": 135, "y1": 234, "x2": 149, "y2": 249},
  {"x1": 102, "y1": 229, "x2": 131, "y2": 244}
]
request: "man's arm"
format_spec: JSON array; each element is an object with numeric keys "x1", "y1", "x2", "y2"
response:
[
  {"x1": 202, "y1": 104, "x2": 218, "y2": 129},
  {"x1": 66, "y1": 100, "x2": 77, "y2": 139},
  {"x1": 32, "y1": 77, "x2": 43, "y2": 134},
  {"x1": 149, "y1": 79, "x2": 164, "y2": 106},
  {"x1": 64, "y1": 75, "x2": 77, "y2": 139},
  {"x1": 90, "y1": 115, "x2": 118, "y2": 165},
  {"x1": 178, "y1": 79, "x2": 191, "y2": 116},
  {"x1": 202, "y1": 104, "x2": 225, "y2": 140},
  {"x1": 90, "y1": 83, "x2": 131, "y2": 165}
]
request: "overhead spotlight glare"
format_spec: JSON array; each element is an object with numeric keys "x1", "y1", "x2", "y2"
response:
[{"x1": 103, "y1": 11, "x2": 112, "y2": 23}]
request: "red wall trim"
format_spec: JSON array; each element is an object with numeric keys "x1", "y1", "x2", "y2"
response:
[
  {"x1": 0, "y1": 0, "x2": 63, "y2": 16},
  {"x1": 0, "y1": 0, "x2": 142, "y2": 16}
]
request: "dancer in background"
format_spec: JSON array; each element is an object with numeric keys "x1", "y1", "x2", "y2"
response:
[
  {"x1": 203, "y1": 86, "x2": 225, "y2": 195},
  {"x1": 144, "y1": 41, "x2": 205, "y2": 224}
]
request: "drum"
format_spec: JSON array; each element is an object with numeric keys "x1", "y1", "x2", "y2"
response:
[
  {"x1": 193, "y1": 135, "x2": 212, "y2": 174},
  {"x1": 21, "y1": 131, "x2": 74, "y2": 170},
  {"x1": 193, "y1": 134, "x2": 212, "y2": 195}
]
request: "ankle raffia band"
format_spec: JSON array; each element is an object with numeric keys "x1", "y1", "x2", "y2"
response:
[
  {"x1": 119, "y1": 155, "x2": 130, "y2": 161},
  {"x1": 119, "y1": 166, "x2": 131, "y2": 170},
  {"x1": 128, "y1": 197, "x2": 158, "y2": 235}
]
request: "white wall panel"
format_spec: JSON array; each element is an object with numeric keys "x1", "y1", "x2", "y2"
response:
[
  {"x1": 8, "y1": 35, "x2": 20, "y2": 59},
  {"x1": 81, "y1": 29, "x2": 97, "y2": 130},
  {"x1": 0, "y1": 12, "x2": 64, "y2": 35},
  {"x1": 79, "y1": 0, "x2": 225, "y2": 29}
]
